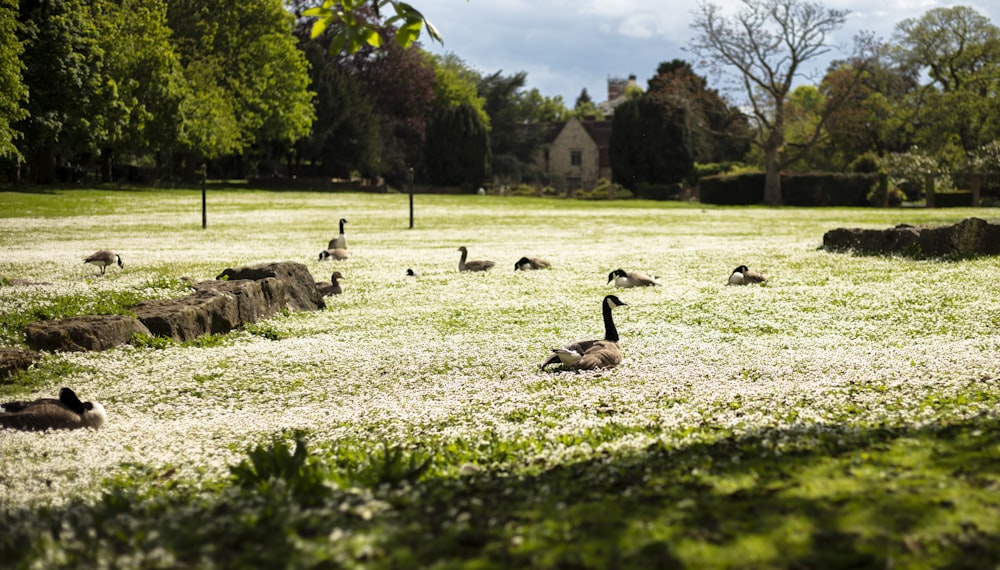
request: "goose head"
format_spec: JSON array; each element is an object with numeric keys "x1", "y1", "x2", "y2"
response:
[
  {"x1": 515, "y1": 257, "x2": 532, "y2": 271},
  {"x1": 604, "y1": 294, "x2": 627, "y2": 310},
  {"x1": 607, "y1": 269, "x2": 628, "y2": 284}
]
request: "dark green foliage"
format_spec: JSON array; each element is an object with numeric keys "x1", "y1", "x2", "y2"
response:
[
  {"x1": 634, "y1": 182, "x2": 683, "y2": 201},
  {"x1": 3, "y1": 417, "x2": 999, "y2": 568},
  {"x1": 781, "y1": 172, "x2": 877, "y2": 206},
  {"x1": 850, "y1": 152, "x2": 881, "y2": 173},
  {"x1": 610, "y1": 95, "x2": 695, "y2": 191},
  {"x1": 331, "y1": 440, "x2": 434, "y2": 488},
  {"x1": 230, "y1": 431, "x2": 331, "y2": 507},
  {"x1": 699, "y1": 172, "x2": 876, "y2": 206},
  {"x1": 698, "y1": 172, "x2": 766, "y2": 205},
  {"x1": 424, "y1": 102, "x2": 490, "y2": 188},
  {"x1": 297, "y1": 43, "x2": 381, "y2": 178},
  {"x1": 933, "y1": 191, "x2": 975, "y2": 207},
  {"x1": 478, "y1": 71, "x2": 544, "y2": 181}
]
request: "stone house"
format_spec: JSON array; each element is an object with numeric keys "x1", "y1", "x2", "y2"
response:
[{"x1": 534, "y1": 117, "x2": 613, "y2": 192}]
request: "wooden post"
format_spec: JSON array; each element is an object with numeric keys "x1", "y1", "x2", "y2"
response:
[
  {"x1": 201, "y1": 164, "x2": 207, "y2": 229},
  {"x1": 878, "y1": 172, "x2": 889, "y2": 207},
  {"x1": 408, "y1": 167, "x2": 414, "y2": 229},
  {"x1": 925, "y1": 173, "x2": 935, "y2": 208},
  {"x1": 971, "y1": 173, "x2": 981, "y2": 207}
]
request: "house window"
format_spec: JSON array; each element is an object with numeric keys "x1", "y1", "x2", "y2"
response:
[{"x1": 570, "y1": 150, "x2": 582, "y2": 166}]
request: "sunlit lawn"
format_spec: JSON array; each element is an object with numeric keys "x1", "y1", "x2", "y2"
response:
[{"x1": 1, "y1": 187, "x2": 999, "y2": 568}]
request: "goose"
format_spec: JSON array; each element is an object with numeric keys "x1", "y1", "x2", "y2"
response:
[
  {"x1": 84, "y1": 250, "x2": 123, "y2": 275},
  {"x1": 319, "y1": 248, "x2": 349, "y2": 261},
  {"x1": 316, "y1": 271, "x2": 344, "y2": 296},
  {"x1": 0, "y1": 387, "x2": 106, "y2": 431},
  {"x1": 514, "y1": 257, "x2": 551, "y2": 271},
  {"x1": 328, "y1": 218, "x2": 348, "y2": 250},
  {"x1": 540, "y1": 294, "x2": 627, "y2": 371},
  {"x1": 728, "y1": 265, "x2": 767, "y2": 285},
  {"x1": 458, "y1": 246, "x2": 495, "y2": 272},
  {"x1": 608, "y1": 268, "x2": 659, "y2": 288}
]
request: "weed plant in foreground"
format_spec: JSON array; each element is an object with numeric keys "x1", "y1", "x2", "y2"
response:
[{"x1": 0, "y1": 188, "x2": 998, "y2": 568}]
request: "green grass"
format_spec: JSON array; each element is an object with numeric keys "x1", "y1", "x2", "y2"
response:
[{"x1": 0, "y1": 187, "x2": 998, "y2": 568}]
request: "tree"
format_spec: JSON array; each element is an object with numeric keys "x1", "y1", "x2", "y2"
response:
[
  {"x1": 478, "y1": 70, "x2": 544, "y2": 182},
  {"x1": 297, "y1": 42, "x2": 382, "y2": 178},
  {"x1": 15, "y1": 0, "x2": 109, "y2": 183},
  {"x1": 517, "y1": 88, "x2": 569, "y2": 123},
  {"x1": 424, "y1": 51, "x2": 489, "y2": 129},
  {"x1": 424, "y1": 102, "x2": 490, "y2": 187},
  {"x1": 610, "y1": 95, "x2": 695, "y2": 190},
  {"x1": 689, "y1": 0, "x2": 852, "y2": 204},
  {"x1": 646, "y1": 59, "x2": 750, "y2": 164},
  {"x1": 167, "y1": 0, "x2": 314, "y2": 166},
  {"x1": 0, "y1": 0, "x2": 26, "y2": 163},
  {"x1": 303, "y1": 0, "x2": 443, "y2": 54},
  {"x1": 892, "y1": 6, "x2": 1000, "y2": 154}
]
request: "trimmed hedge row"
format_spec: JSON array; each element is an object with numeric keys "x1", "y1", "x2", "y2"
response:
[{"x1": 699, "y1": 172, "x2": 878, "y2": 206}]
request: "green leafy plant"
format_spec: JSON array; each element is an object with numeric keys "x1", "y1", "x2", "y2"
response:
[{"x1": 230, "y1": 431, "x2": 331, "y2": 507}]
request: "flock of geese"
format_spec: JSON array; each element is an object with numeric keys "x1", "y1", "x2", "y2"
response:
[{"x1": 19, "y1": 219, "x2": 766, "y2": 432}]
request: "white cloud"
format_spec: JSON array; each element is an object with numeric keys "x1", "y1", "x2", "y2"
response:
[{"x1": 421, "y1": 0, "x2": 998, "y2": 105}]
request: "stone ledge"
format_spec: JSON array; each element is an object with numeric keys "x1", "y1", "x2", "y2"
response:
[{"x1": 822, "y1": 217, "x2": 1000, "y2": 257}]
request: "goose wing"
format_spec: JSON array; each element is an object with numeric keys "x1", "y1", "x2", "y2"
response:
[
  {"x1": 540, "y1": 339, "x2": 600, "y2": 369},
  {"x1": 564, "y1": 340, "x2": 622, "y2": 370},
  {"x1": 0, "y1": 401, "x2": 85, "y2": 431}
]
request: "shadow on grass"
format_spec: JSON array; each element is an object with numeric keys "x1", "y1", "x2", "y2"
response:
[{"x1": 2, "y1": 415, "x2": 998, "y2": 569}]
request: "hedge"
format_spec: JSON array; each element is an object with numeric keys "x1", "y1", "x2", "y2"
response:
[{"x1": 699, "y1": 172, "x2": 878, "y2": 206}]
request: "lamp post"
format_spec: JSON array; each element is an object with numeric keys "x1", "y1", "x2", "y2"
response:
[
  {"x1": 408, "y1": 167, "x2": 414, "y2": 229},
  {"x1": 201, "y1": 163, "x2": 207, "y2": 229}
]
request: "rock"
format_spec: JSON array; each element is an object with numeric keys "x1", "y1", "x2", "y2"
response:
[
  {"x1": 25, "y1": 315, "x2": 151, "y2": 352},
  {"x1": 194, "y1": 277, "x2": 286, "y2": 325},
  {"x1": 0, "y1": 347, "x2": 41, "y2": 379},
  {"x1": 132, "y1": 289, "x2": 241, "y2": 342},
  {"x1": 823, "y1": 217, "x2": 1000, "y2": 257},
  {"x1": 215, "y1": 261, "x2": 325, "y2": 311}
]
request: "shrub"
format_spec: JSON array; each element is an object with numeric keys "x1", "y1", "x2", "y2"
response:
[{"x1": 698, "y1": 172, "x2": 765, "y2": 205}]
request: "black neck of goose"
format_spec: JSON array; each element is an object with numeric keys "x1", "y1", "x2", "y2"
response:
[
  {"x1": 603, "y1": 299, "x2": 619, "y2": 342},
  {"x1": 339, "y1": 220, "x2": 345, "y2": 233},
  {"x1": 460, "y1": 249, "x2": 467, "y2": 264}
]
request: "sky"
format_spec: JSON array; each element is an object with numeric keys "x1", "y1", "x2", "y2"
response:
[{"x1": 418, "y1": 0, "x2": 1000, "y2": 106}]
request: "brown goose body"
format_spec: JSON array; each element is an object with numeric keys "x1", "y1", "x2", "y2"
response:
[
  {"x1": 608, "y1": 268, "x2": 659, "y2": 288},
  {"x1": 316, "y1": 271, "x2": 344, "y2": 296},
  {"x1": 541, "y1": 295, "x2": 627, "y2": 371},
  {"x1": 515, "y1": 257, "x2": 551, "y2": 271},
  {"x1": 0, "y1": 387, "x2": 106, "y2": 431},
  {"x1": 319, "y1": 248, "x2": 349, "y2": 261},
  {"x1": 84, "y1": 250, "x2": 123, "y2": 275},
  {"x1": 458, "y1": 246, "x2": 495, "y2": 272},
  {"x1": 728, "y1": 265, "x2": 767, "y2": 285}
]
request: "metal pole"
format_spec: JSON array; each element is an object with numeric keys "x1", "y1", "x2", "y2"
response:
[
  {"x1": 201, "y1": 164, "x2": 207, "y2": 229},
  {"x1": 408, "y1": 167, "x2": 414, "y2": 229}
]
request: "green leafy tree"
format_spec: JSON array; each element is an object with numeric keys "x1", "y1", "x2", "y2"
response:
[
  {"x1": 892, "y1": 6, "x2": 1000, "y2": 154},
  {"x1": 167, "y1": 0, "x2": 314, "y2": 165},
  {"x1": 610, "y1": 95, "x2": 695, "y2": 190},
  {"x1": 296, "y1": 42, "x2": 381, "y2": 178},
  {"x1": 646, "y1": 59, "x2": 750, "y2": 164},
  {"x1": 478, "y1": 70, "x2": 544, "y2": 181},
  {"x1": 424, "y1": 51, "x2": 489, "y2": 129},
  {"x1": 516, "y1": 89, "x2": 569, "y2": 123},
  {"x1": 15, "y1": 0, "x2": 110, "y2": 183},
  {"x1": 304, "y1": 0, "x2": 444, "y2": 55},
  {"x1": 689, "y1": 0, "x2": 855, "y2": 204},
  {"x1": 424, "y1": 102, "x2": 490, "y2": 187},
  {"x1": 0, "y1": 0, "x2": 26, "y2": 163}
]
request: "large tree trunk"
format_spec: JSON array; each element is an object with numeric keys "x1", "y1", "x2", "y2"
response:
[
  {"x1": 33, "y1": 147, "x2": 56, "y2": 185},
  {"x1": 101, "y1": 147, "x2": 113, "y2": 183},
  {"x1": 763, "y1": 144, "x2": 782, "y2": 205}
]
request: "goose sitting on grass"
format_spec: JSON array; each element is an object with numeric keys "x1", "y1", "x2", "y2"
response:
[
  {"x1": 541, "y1": 295, "x2": 627, "y2": 371},
  {"x1": 514, "y1": 257, "x2": 551, "y2": 271},
  {"x1": 329, "y1": 218, "x2": 348, "y2": 250},
  {"x1": 608, "y1": 268, "x2": 659, "y2": 288},
  {"x1": 728, "y1": 265, "x2": 767, "y2": 285},
  {"x1": 458, "y1": 246, "x2": 495, "y2": 272},
  {"x1": 84, "y1": 250, "x2": 123, "y2": 275},
  {"x1": 0, "y1": 387, "x2": 106, "y2": 431},
  {"x1": 316, "y1": 271, "x2": 344, "y2": 296},
  {"x1": 319, "y1": 248, "x2": 349, "y2": 261}
]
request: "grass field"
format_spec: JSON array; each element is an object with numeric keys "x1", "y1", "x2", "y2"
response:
[{"x1": 1, "y1": 187, "x2": 999, "y2": 568}]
